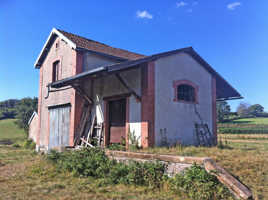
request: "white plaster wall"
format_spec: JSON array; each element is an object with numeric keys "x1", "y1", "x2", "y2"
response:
[
  {"x1": 129, "y1": 95, "x2": 141, "y2": 146},
  {"x1": 83, "y1": 52, "x2": 116, "y2": 72},
  {"x1": 129, "y1": 123, "x2": 141, "y2": 146},
  {"x1": 154, "y1": 53, "x2": 213, "y2": 146}
]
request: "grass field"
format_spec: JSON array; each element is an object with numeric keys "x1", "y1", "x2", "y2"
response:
[
  {"x1": 225, "y1": 117, "x2": 268, "y2": 124},
  {"x1": 0, "y1": 119, "x2": 179, "y2": 200},
  {"x1": 0, "y1": 118, "x2": 268, "y2": 199},
  {"x1": 0, "y1": 119, "x2": 26, "y2": 143},
  {"x1": 218, "y1": 117, "x2": 268, "y2": 134}
]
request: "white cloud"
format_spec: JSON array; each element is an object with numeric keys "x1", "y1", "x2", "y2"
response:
[
  {"x1": 136, "y1": 10, "x2": 153, "y2": 19},
  {"x1": 176, "y1": 1, "x2": 187, "y2": 8},
  {"x1": 227, "y1": 2, "x2": 241, "y2": 10}
]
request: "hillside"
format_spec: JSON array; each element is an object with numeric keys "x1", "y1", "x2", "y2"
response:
[{"x1": 0, "y1": 119, "x2": 26, "y2": 144}]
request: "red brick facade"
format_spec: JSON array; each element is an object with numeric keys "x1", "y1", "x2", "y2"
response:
[
  {"x1": 141, "y1": 62, "x2": 155, "y2": 147},
  {"x1": 37, "y1": 37, "x2": 84, "y2": 150},
  {"x1": 69, "y1": 50, "x2": 84, "y2": 146},
  {"x1": 212, "y1": 77, "x2": 217, "y2": 144},
  {"x1": 125, "y1": 97, "x2": 130, "y2": 149},
  {"x1": 36, "y1": 66, "x2": 43, "y2": 146}
]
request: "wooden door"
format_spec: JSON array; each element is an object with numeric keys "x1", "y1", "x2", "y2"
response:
[
  {"x1": 109, "y1": 98, "x2": 126, "y2": 144},
  {"x1": 49, "y1": 105, "x2": 70, "y2": 149}
]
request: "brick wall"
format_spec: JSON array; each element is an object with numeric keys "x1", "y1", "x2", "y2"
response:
[
  {"x1": 141, "y1": 62, "x2": 155, "y2": 147},
  {"x1": 37, "y1": 37, "x2": 83, "y2": 150}
]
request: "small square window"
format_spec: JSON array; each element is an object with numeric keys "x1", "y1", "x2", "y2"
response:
[
  {"x1": 177, "y1": 84, "x2": 195, "y2": 102},
  {"x1": 173, "y1": 80, "x2": 198, "y2": 104}
]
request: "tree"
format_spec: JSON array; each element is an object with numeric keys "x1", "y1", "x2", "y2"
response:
[
  {"x1": 216, "y1": 101, "x2": 231, "y2": 122},
  {"x1": 248, "y1": 104, "x2": 264, "y2": 117},
  {"x1": 237, "y1": 102, "x2": 250, "y2": 117},
  {"x1": 15, "y1": 97, "x2": 38, "y2": 131},
  {"x1": 0, "y1": 99, "x2": 19, "y2": 119}
]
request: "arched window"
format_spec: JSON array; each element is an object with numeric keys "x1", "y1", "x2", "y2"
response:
[
  {"x1": 173, "y1": 80, "x2": 198, "y2": 103},
  {"x1": 177, "y1": 84, "x2": 195, "y2": 102}
]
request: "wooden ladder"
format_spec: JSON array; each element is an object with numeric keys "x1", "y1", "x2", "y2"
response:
[
  {"x1": 80, "y1": 114, "x2": 104, "y2": 148},
  {"x1": 195, "y1": 123, "x2": 214, "y2": 146}
]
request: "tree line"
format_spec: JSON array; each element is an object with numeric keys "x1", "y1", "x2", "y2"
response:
[
  {"x1": 217, "y1": 101, "x2": 267, "y2": 122},
  {"x1": 0, "y1": 97, "x2": 38, "y2": 131}
]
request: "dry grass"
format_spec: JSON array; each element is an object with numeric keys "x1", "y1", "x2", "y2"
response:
[
  {"x1": 1, "y1": 119, "x2": 267, "y2": 199},
  {"x1": 0, "y1": 119, "x2": 180, "y2": 199},
  {"x1": 137, "y1": 141, "x2": 268, "y2": 200},
  {"x1": 0, "y1": 145, "x2": 180, "y2": 200}
]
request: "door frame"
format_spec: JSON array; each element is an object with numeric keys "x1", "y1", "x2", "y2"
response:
[
  {"x1": 103, "y1": 93, "x2": 130, "y2": 147},
  {"x1": 48, "y1": 103, "x2": 71, "y2": 150}
]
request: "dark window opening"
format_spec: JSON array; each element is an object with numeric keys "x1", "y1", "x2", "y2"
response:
[
  {"x1": 177, "y1": 84, "x2": 196, "y2": 102},
  {"x1": 109, "y1": 98, "x2": 126, "y2": 126},
  {"x1": 52, "y1": 61, "x2": 60, "y2": 82}
]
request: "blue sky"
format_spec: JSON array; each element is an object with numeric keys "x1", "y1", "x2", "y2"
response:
[{"x1": 0, "y1": 0, "x2": 267, "y2": 111}]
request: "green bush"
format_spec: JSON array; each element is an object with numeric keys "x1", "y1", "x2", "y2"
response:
[
  {"x1": 107, "y1": 162, "x2": 129, "y2": 184},
  {"x1": 169, "y1": 164, "x2": 232, "y2": 200},
  {"x1": 23, "y1": 139, "x2": 36, "y2": 149},
  {"x1": 12, "y1": 143, "x2": 21, "y2": 148},
  {"x1": 126, "y1": 161, "x2": 166, "y2": 188},
  {"x1": 108, "y1": 143, "x2": 126, "y2": 151},
  {"x1": 48, "y1": 148, "x2": 111, "y2": 178},
  {"x1": 47, "y1": 148, "x2": 166, "y2": 188},
  {"x1": 46, "y1": 148, "x2": 233, "y2": 199}
]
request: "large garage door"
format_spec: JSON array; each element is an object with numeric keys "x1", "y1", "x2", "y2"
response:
[{"x1": 49, "y1": 105, "x2": 71, "y2": 150}]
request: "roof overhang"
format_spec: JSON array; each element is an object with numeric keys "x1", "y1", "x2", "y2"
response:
[
  {"x1": 48, "y1": 47, "x2": 242, "y2": 101},
  {"x1": 28, "y1": 111, "x2": 38, "y2": 125},
  {"x1": 34, "y1": 28, "x2": 77, "y2": 68}
]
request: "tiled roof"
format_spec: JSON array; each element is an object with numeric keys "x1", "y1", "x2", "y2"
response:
[
  {"x1": 57, "y1": 29, "x2": 145, "y2": 60},
  {"x1": 49, "y1": 46, "x2": 242, "y2": 100}
]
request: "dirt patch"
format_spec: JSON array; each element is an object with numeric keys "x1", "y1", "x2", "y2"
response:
[
  {"x1": 0, "y1": 161, "x2": 4, "y2": 167},
  {"x1": 0, "y1": 162, "x2": 27, "y2": 179}
]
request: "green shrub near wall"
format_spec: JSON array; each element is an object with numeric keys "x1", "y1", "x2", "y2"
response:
[
  {"x1": 46, "y1": 148, "x2": 233, "y2": 200},
  {"x1": 47, "y1": 148, "x2": 166, "y2": 188}
]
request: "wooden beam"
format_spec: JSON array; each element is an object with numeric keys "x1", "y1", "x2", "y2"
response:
[
  {"x1": 72, "y1": 84, "x2": 93, "y2": 104},
  {"x1": 115, "y1": 73, "x2": 141, "y2": 102},
  {"x1": 80, "y1": 137, "x2": 94, "y2": 148}
]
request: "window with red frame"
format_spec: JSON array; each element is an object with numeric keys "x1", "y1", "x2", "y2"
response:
[
  {"x1": 177, "y1": 84, "x2": 196, "y2": 102},
  {"x1": 52, "y1": 60, "x2": 60, "y2": 82}
]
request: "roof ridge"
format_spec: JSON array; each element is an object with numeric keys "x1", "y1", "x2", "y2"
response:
[
  {"x1": 56, "y1": 29, "x2": 113, "y2": 47},
  {"x1": 56, "y1": 28, "x2": 145, "y2": 58}
]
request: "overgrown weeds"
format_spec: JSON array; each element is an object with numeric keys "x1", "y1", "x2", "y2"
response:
[
  {"x1": 47, "y1": 148, "x2": 166, "y2": 188},
  {"x1": 46, "y1": 148, "x2": 234, "y2": 200},
  {"x1": 169, "y1": 163, "x2": 232, "y2": 200},
  {"x1": 108, "y1": 143, "x2": 126, "y2": 151},
  {"x1": 23, "y1": 138, "x2": 36, "y2": 149}
]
